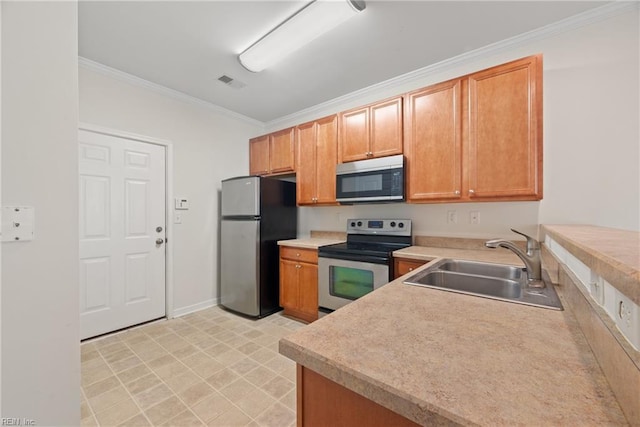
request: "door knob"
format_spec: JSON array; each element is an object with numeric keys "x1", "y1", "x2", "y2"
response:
[
  {"x1": 156, "y1": 226, "x2": 163, "y2": 232},
  {"x1": 156, "y1": 238, "x2": 164, "y2": 245}
]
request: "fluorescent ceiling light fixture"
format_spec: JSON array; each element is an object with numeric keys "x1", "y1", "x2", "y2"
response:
[{"x1": 239, "y1": 0, "x2": 366, "y2": 73}]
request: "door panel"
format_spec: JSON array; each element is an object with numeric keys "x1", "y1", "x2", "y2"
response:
[
  {"x1": 340, "y1": 107, "x2": 369, "y2": 162},
  {"x1": 467, "y1": 55, "x2": 541, "y2": 199},
  {"x1": 371, "y1": 98, "x2": 403, "y2": 158},
  {"x1": 79, "y1": 129, "x2": 166, "y2": 340},
  {"x1": 296, "y1": 121, "x2": 317, "y2": 205},
  {"x1": 315, "y1": 115, "x2": 338, "y2": 204},
  {"x1": 405, "y1": 79, "x2": 462, "y2": 201},
  {"x1": 220, "y1": 219, "x2": 260, "y2": 316}
]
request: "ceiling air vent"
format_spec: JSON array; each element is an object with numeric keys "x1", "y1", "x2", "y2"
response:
[{"x1": 217, "y1": 74, "x2": 246, "y2": 89}]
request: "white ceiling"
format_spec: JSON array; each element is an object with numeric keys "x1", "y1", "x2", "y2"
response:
[{"x1": 79, "y1": 1, "x2": 607, "y2": 123}]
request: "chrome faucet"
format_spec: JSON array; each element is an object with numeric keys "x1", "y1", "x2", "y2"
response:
[{"x1": 485, "y1": 229, "x2": 543, "y2": 287}]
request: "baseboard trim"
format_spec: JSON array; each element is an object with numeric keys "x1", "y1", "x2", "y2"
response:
[{"x1": 172, "y1": 299, "x2": 219, "y2": 318}]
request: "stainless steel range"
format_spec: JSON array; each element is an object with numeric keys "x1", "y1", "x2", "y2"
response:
[{"x1": 318, "y1": 219, "x2": 412, "y2": 311}]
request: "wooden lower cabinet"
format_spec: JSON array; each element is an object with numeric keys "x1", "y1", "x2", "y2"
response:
[
  {"x1": 279, "y1": 246, "x2": 318, "y2": 323},
  {"x1": 296, "y1": 365, "x2": 420, "y2": 427},
  {"x1": 394, "y1": 257, "x2": 429, "y2": 279}
]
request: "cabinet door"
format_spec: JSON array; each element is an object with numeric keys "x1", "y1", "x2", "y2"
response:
[
  {"x1": 279, "y1": 259, "x2": 299, "y2": 309},
  {"x1": 296, "y1": 122, "x2": 317, "y2": 205},
  {"x1": 270, "y1": 127, "x2": 295, "y2": 174},
  {"x1": 370, "y1": 97, "x2": 403, "y2": 158},
  {"x1": 339, "y1": 107, "x2": 369, "y2": 163},
  {"x1": 467, "y1": 55, "x2": 542, "y2": 200},
  {"x1": 249, "y1": 135, "x2": 270, "y2": 176},
  {"x1": 315, "y1": 115, "x2": 338, "y2": 204},
  {"x1": 298, "y1": 262, "x2": 319, "y2": 321},
  {"x1": 405, "y1": 80, "x2": 462, "y2": 202}
]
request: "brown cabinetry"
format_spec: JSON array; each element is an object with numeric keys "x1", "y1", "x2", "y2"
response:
[
  {"x1": 339, "y1": 97, "x2": 403, "y2": 163},
  {"x1": 279, "y1": 246, "x2": 318, "y2": 323},
  {"x1": 405, "y1": 54, "x2": 542, "y2": 203},
  {"x1": 393, "y1": 257, "x2": 429, "y2": 279},
  {"x1": 249, "y1": 127, "x2": 295, "y2": 176},
  {"x1": 296, "y1": 115, "x2": 338, "y2": 205},
  {"x1": 297, "y1": 365, "x2": 420, "y2": 427}
]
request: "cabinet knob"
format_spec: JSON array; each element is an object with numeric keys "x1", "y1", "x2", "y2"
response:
[
  {"x1": 296, "y1": 264, "x2": 301, "y2": 269},
  {"x1": 409, "y1": 267, "x2": 413, "y2": 271},
  {"x1": 469, "y1": 189, "x2": 475, "y2": 194},
  {"x1": 296, "y1": 253, "x2": 300, "y2": 257},
  {"x1": 454, "y1": 190, "x2": 460, "y2": 195}
]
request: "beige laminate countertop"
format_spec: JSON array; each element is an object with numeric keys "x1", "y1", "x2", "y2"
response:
[
  {"x1": 280, "y1": 249, "x2": 627, "y2": 426},
  {"x1": 542, "y1": 224, "x2": 640, "y2": 306},
  {"x1": 277, "y1": 238, "x2": 345, "y2": 249}
]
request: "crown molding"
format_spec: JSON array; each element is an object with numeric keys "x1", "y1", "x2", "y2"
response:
[
  {"x1": 78, "y1": 57, "x2": 264, "y2": 128},
  {"x1": 79, "y1": 1, "x2": 636, "y2": 131},
  {"x1": 265, "y1": 1, "x2": 638, "y2": 129}
]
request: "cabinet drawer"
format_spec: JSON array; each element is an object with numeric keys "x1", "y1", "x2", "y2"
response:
[
  {"x1": 280, "y1": 246, "x2": 318, "y2": 264},
  {"x1": 394, "y1": 258, "x2": 428, "y2": 278}
]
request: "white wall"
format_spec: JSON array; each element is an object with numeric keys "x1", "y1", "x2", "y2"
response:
[
  {"x1": 79, "y1": 68, "x2": 263, "y2": 314},
  {"x1": 269, "y1": 6, "x2": 640, "y2": 237},
  {"x1": 1, "y1": 2, "x2": 80, "y2": 424}
]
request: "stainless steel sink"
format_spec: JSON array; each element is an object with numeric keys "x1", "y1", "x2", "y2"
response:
[
  {"x1": 403, "y1": 258, "x2": 563, "y2": 310},
  {"x1": 437, "y1": 259, "x2": 523, "y2": 280}
]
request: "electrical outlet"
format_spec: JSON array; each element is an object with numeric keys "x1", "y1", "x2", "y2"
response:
[
  {"x1": 469, "y1": 211, "x2": 480, "y2": 224},
  {"x1": 447, "y1": 210, "x2": 458, "y2": 224},
  {"x1": 614, "y1": 290, "x2": 639, "y2": 351},
  {"x1": 589, "y1": 272, "x2": 604, "y2": 305}
]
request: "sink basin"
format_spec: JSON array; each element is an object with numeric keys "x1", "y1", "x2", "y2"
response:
[
  {"x1": 418, "y1": 271, "x2": 522, "y2": 299},
  {"x1": 437, "y1": 259, "x2": 523, "y2": 280},
  {"x1": 403, "y1": 258, "x2": 563, "y2": 310}
]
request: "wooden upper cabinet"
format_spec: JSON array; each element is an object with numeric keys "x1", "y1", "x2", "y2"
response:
[
  {"x1": 296, "y1": 115, "x2": 338, "y2": 206},
  {"x1": 467, "y1": 55, "x2": 542, "y2": 200},
  {"x1": 405, "y1": 79, "x2": 463, "y2": 202},
  {"x1": 249, "y1": 127, "x2": 295, "y2": 176},
  {"x1": 296, "y1": 121, "x2": 317, "y2": 205},
  {"x1": 370, "y1": 97, "x2": 403, "y2": 158},
  {"x1": 339, "y1": 107, "x2": 369, "y2": 162},
  {"x1": 314, "y1": 116, "x2": 338, "y2": 204},
  {"x1": 404, "y1": 54, "x2": 542, "y2": 203},
  {"x1": 269, "y1": 127, "x2": 295, "y2": 174},
  {"x1": 339, "y1": 97, "x2": 402, "y2": 163},
  {"x1": 249, "y1": 135, "x2": 270, "y2": 176}
]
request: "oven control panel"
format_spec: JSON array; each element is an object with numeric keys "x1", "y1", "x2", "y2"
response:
[{"x1": 346, "y1": 218, "x2": 411, "y2": 236}]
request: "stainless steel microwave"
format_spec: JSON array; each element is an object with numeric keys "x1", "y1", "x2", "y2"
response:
[{"x1": 335, "y1": 155, "x2": 404, "y2": 204}]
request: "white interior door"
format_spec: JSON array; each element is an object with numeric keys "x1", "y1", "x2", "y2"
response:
[{"x1": 79, "y1": 129, "x2": 166, "y2": 340}]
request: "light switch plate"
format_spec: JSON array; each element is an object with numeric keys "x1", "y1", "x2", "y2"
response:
[
  {"x1": 175, "y1": 197, "x2": 189, "y2": 210},
  {"x1": 2, "y1": 206, "x2": 35, "y2": 242}
]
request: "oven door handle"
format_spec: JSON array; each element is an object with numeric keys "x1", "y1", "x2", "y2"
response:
[{"x1": 318, "y1": 252, "x2": 389, "y2": 265}]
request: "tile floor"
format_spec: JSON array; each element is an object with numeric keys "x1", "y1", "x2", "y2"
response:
[{"x1": 81, "y1": 306, "x2": 303, "y2": 426}]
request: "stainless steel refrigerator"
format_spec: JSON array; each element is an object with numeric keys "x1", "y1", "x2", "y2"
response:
[{"x1": 220, "y1": 176, "x2": 297, "y2": 318}]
